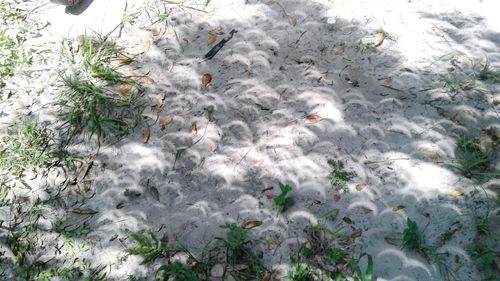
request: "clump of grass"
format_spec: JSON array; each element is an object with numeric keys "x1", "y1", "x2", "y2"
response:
[
  {"x1": 0, "y1": 120, "x2": 71, "y2": 177},
  {"x1": 58, "y1": 74, "x2": 136, "y2": 142},
  {"x1": 288, "y1": 263, "x2": 316, "y2": 281},
  {"x1": 478, "y1": 59, "x2": 500, "y2": 83},
  {"x1": 454, "y1": 135, "x2": 498, "y2": 179},
  {"x1": 327, "y1": 159, "x2": 356, "y2": 192},
  {"x1": 156, "y1": 262, "x2": 200, "y2": 281},
  {"x1": 274, "y1": 183, "x2": 295, "y2": 212},
  {"x1": 399, "y1": 218, "x2": 455, "y2": 280},
  {"x1": 0, "y1": 32, "x2": 19, "y2": 79},
  {"x1": 57, "y1": 35, "x2": 143, "y2": 143},
  {"x1": 124, "y1": 229, "x2": 170, "y2": 264},
  {"x1": 467, "y1": 242, "x2": 498, "y2": 281}
]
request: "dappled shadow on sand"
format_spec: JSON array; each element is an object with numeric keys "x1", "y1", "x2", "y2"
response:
[{"x1": 35, "y1": 2, "x2": 499, "y2": 280}]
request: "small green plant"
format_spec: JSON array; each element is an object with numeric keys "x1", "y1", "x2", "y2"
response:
[
  {"x1": 288, "y1": 263, "x2": 316, "y2": 281},
  {"x1": 216, "y1": 223, "x2": 250, "y2": 263},
  {"x1": 467, "y1": 242, "x2": 498, "y2": 281},
  {"x1": 274, "y1": 183, "x2": 295, "y2": 212},
  {"x1": 327, "y1": 159, "x2": 356, "y2": 192},
  {"x1": 401, "y1": 218, "x2": 425, "y2": 252},
  {"x1": 454, "y1": 135, "x2": 498, "y2": 179},
  {"x1": 156, "y1": 262, "x2": 200, "y2": 281},
  {"x1": 347, "y1": 253, "x2": 374, "y2": 281},
  {"x1": 124, "y1": 229, "x2": 169, "y2": 264},
  {"x1": 478, "y1": 59, "x2": 500, "y2": 83},
  {"x1": 0, "y1": 32, "x2": 19, "y2": 78},
  {"x1": 0, "y1": 121, "x2": 62, "y2": 176}
]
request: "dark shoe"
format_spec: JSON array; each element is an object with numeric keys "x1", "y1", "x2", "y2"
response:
[{"x1": 49, "y1": 0, "x2": 81, "y2": 6}]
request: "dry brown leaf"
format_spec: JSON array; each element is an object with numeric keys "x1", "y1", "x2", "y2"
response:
[
  {"x1": 335, "y1": 47, "x2": 345, "y2": 56},
  {"x1": 150, "y1": 28, "x2": 160, "y2": 36},
  {"x1": 383, "y1": 78, "x2": 393, "y2": 86},
  {"x1": 202, "y1": 73, "x2": 212, "y2": 87},
  {"x1": 191, "y1": 122, "x2": 197, "y2": 134},
  {"x1": 140, "y1": 76, "x2": 155, "y2": 84},
  {"x1": 392, "y1": 205, "x2": 405, "y2": 212},
  {"x1": 159, "y1": 116, "x2": 173, "y2": 127},
  {"x1": 242, "y1": 220, "x2": 262, "y2": 229},
  {"x1": 334, "y1": 190, "x2": 341, "y2": 202},
  {"x1": 207, "y1": 33, "x2": 217, "y2": 45},
  {"x1": 119, "y1": 83, "x2": 133, "y2": 95},
  {"x1": 374, "y1": 32, "x2": 385, "y2": 47},
  {"x1": 143, "y1": 127, "x2": 150, "y2": 143},
  {"x1": 262, "y1": 272, "x2": 272, "y2": 281},
  {"x1": 142, "y1": 39, "x2": 151, "y2": 53},
  {"x1": 177, "y1": 111, "x2": 191, "y2": 117},
  {"x1": 342, "y1": 217, "x2": 353, "y2": 224},
  {"x1": 305, "y1": 114, "x2": 321, "y2": 124},
  {"x1": 355, "y1": 184, "x2": 365, "y2": 191},
  {"x1": 290, "y1": 16, "x2": 297, "y2": 27}
]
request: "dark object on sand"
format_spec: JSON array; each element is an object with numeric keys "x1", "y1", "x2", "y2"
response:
[
  {"x1": 205, "y1": 29, "x2": 238, "y2": 60},
  {"x1": 50, "y1": 0, "x2": 81, "y2": 6}
]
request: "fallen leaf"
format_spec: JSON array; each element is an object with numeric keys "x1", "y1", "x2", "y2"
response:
[
  {"x1": 342, "y1": 217, "x2": 353, "y2": 224},
  {"x1": 142, "y1": 39, "x2": 151, "y2": 53},
  {"x1": 447, "y1": 190, "x2": 464, "y2": 197},
  {"x1": 305, "y1": 114, "x2": 321, "y2": 124},
  {"x1": 143, "y1": 127, "x2": 150, "y2": 143},
  {"x1": 71, "y1": 208, "x2": 98, "y2": 215},
  {"x1": 335, "y1": 47, "x2": 345, "y2": 56},
  {"x1": 392, "y1": 205, "x2": 405, "y2": 212},
  {"x1": 374, "y1": 32, "x2": 385, "y2": 47},
  {"x1": 254, "y1": 159, "x2": 265, "y2": 166},
  {"x1": 355, "y1": 184, "x2": 365, "y2": 191},
  {"x1": 334, "y1": 190, "x2": 341, "y2": 202},
  {"x1": 207, "y1": 33, "x2": 217, "y2": 45},
  {"x1": 383, "y1": 78, "x2": 393, "y2": 86},
  {"x1": 191, "y1": 122, "x2": 197, "y2": 134},
  {"x1": 182, "y1": 38, "x2": 189, "y2": 45},
  {"x1": 262, "y1": 272, "x2": 272, "y2": 281},
  {"x1": 400, "y1": 67, "x2": 414, "y2": 73},
  {"x1": 202, "y1": 73, "x2": 212, "y2": 87},
  {"x1": 150, "y1": 28, "x2": 160, "y2": 36},
  {"x1": 119, "y1": 83, "x2": 133, "y2": 95},
  {"x1": 290, "y1": 16, "x2": 297, "y2": 27},
  {"x1": 159, "y1": 116, "x2": 173, "y2": 127},
  {"x1": 140, "y1": 76, "x2": 155, "y2": 84},
  {"x1": 242, "y1": 220, "x2": 262, "y2": 229}
]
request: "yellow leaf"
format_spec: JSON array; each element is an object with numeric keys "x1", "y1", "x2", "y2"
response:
[
  {"x1": 447, "y1": 190, "x2": 464, "y2": 197},
  {"x1": 242, "y1": 220, "x2": 262, "y2": 229},
  {"x1": 159, "y1": 116, "x2": 173, "y2": 127},
  {"x1": 207, "y1": 33, "x2": 217, "y2": 45}
]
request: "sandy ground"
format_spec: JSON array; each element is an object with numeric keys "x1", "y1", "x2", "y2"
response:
[{"x1": 1, "y1": 0, "x2": 499, "y2": 280}]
